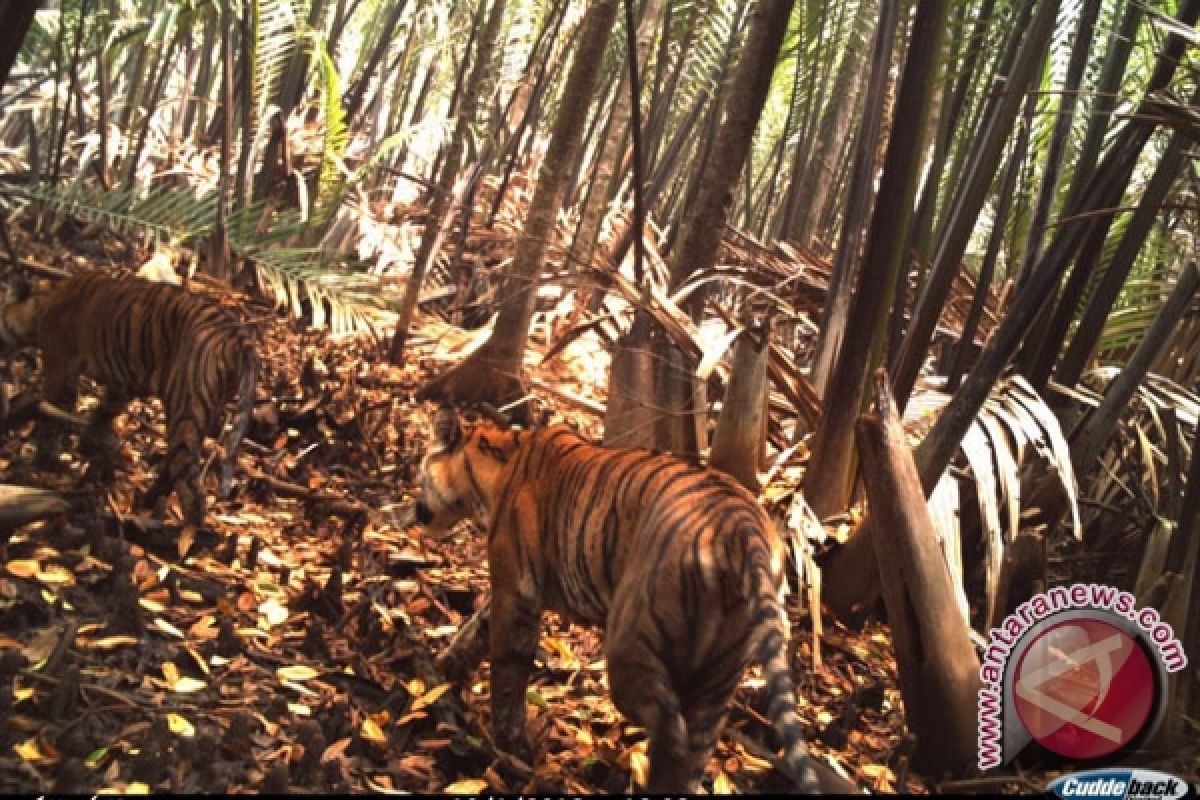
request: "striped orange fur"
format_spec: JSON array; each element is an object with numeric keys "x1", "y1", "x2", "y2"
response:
[
  {"x1": 414, "y1": 406, "x2": 821, "y2": 793},
  {"x1": 0, "y1": 271, "x2": 258, "y2": 524}
]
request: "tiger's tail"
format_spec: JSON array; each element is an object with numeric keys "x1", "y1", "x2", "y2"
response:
[
  {"x1": 217, "y1": 344, "x2": 257, "y2": 499},
  {"x1": 755, "y1": 565, "x2": 822, "y2": 794}
]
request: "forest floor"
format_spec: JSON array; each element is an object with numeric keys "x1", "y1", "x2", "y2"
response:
[{"x1": 0, "y1": 230, "x2": 1034, "y2": 795}]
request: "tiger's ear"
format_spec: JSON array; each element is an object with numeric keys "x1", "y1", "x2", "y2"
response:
[{"x1": 431, "y1": 404, "x2": 464, "y2": 453}]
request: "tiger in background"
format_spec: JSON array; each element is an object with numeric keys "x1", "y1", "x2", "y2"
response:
[
  {"x1": 0, "y1": 270, "x2": 258, "y2": 525},
  {"x1": 413, "y1": 405, "x2": 828, "y2": 794}
]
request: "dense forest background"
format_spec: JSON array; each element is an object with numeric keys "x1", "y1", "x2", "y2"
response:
[{"x1": 0, "y1": 0, "x2": 1196, "y2": 793}]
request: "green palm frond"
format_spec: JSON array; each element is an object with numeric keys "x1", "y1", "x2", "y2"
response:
[
  {"x1": 18, "y1": 183, "x2": 217, "y2": 246},
  {"x1": 252, "y1": 246, "x2": 391, "y2": 336},
  {"x1": 252, "y1": 0, "x2": 302, "y2": 143},
  {"x1": 303, "y1": 28, "x2": 350, "y2": 229}
]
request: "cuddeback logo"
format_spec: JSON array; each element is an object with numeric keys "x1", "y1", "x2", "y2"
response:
[
  {"x1": 976, "y1": 584, "x2": 1187, "y2": 770},
  {"x1": 1046, "y1": 768, "x2": 1195, "y2": 800}
]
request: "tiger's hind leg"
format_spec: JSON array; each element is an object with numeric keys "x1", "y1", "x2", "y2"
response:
[
  {"x1": 216, "y1": 355, "x2": 256, "y2": 500},
  {"x1": 139, "y1": 413, "x2": 205, "y2": 525},
  {"x1": 679, "y1": 673, "x2": 741, "y2": 789},
  {"x1": 606, "y1": 614, "x2": 692, "y2": 792}
]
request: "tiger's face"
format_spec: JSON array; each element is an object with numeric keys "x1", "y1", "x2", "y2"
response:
[{"x1": 413, "y1": 406, "x2": 518, "y2": 536}]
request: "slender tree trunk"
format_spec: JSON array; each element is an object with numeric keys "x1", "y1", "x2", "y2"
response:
[
  {"x1": 1061, "y1": 0, "x2": 1141, "y2": 220},
  {"x1": 793, "y1": 0, "x2": 873, "y2": 247},
  {"x1": 1018, "y1": 0, "x2": 1100, "y2": 275},
  {"x1": 571, "y1": 0, "x2": 662, "y2": 274},
  {"x1": 1020, "y1": 0, "x2": 1200, "y2": 388},
  {"x1": 803, "y1": 0, "x2": 948, "y2": 520},
  {"x1": 388, "y1": 0, "x2": 509, "y2": 364},
  {"x1": 208, "y1": 0, "x2": 235, "y2": 281},
  {"x1": 49, "y1": 0, "x2": 88, "y2": 187},
  {"x1": 234, "y1": 0, "x2": 255, "y2": 211},
  {"x1": 1056, "y1": 120, "x2": 1193, "y2": 387},
  {"x1": 418, "y1": 0, "x2": 621, "y2": 414},
  {"x1": 892, "y1": 0, "x2": 1060, "y2": 411},
  {"x1": 807, "y1": 0, "x2": 898, "y2": 400},
  {"x1": 96, "y1": 21, "x2": 111, "y2": 187},
  {"x1": 651, "y1": 0, "x2": 795, "y2": 455},
  {"x1": 188, "y1": 17, "x2": 216, "y2": 143},
  {"x1": 343, "y1": 0, "x2": 407, "y2": 128},
  {"x1": 947, "y1": 120, "x2": 1027, "y2": 391},
  {"x1": 1069, "y1": 264, "x2": 1200, "y2": 472},
  {"x1": 121, "y1": 31, "x2": 180, "y2": 192},
  {"x1": 906, "y1": 0, "x2": 993, "y2": 270}
]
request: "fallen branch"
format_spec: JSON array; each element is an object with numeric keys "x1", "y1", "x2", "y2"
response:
[{"x1": 243, "y1": 467, "x2": 370, "y2": 517}]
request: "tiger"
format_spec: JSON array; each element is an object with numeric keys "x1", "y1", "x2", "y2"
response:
[
  {"x1": 413, "y1": 405, "x2": 825, "y2": 793},
  {"x1": 0, "y1": 270, "x2": 258, "y2": 525}
]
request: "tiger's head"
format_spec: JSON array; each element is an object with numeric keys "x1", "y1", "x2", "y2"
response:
[
  {"x1": 0, "y1": 273, "x2": 44, "y2": 354},
  {"x1": 413, "y1": 404, "x2": 521, "y2": 536}
]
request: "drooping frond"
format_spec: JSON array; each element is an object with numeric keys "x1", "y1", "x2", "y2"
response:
[
  {"x1": 251, "y1": 246, "x2": 391, "y2": 336},
  {"x1": 18, "y1": 183, "x2": 217, "y2": 247}
]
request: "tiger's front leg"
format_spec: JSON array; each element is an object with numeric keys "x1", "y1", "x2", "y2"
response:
[
  {"x1": 487, "y1": 495, "x2": 543, "y2": 761},
  {"x1": 35, "y1": 365, "x2": 79, "y2": 471},
  {"x1": 81, "y1": 388, "x2": 129, "y2": 482}
]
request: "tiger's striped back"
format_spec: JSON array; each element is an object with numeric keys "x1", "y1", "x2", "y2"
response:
[
  {"x1": 0, "y1": 271, "x2": 258, "y2": 523},
  {"x1": 415, "y1": 408, "x2": 821, "y2": 793}
]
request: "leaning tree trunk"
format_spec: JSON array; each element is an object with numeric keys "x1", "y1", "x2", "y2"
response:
[
  {"x1": 891, "y1": 0, "x2": 1060, "y2": 410},
  {"x1": 418, "y1": 0, "x2": 621, "y2": 414},
  {"x1": 792, "y1": 0, "x2": 874, "y2": 248},
  {"x1": 388, "y1": 0, "x2": 508, "y2": 364},
  {"x1": 807, "y1": 0, "x2": 899, "y2": 399},
  {"x1": 570, "y1": 0, "x2": 662, "y2": 277},
  {"x1": 649, "y1": 0, "x2": 796, "y2": 456},
  {"x1": 803, "y1": 0, "x2": 949, "y2": 521}
]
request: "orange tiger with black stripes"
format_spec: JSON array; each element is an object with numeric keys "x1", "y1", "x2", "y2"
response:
[
  {"x1": 414, "y1": 405, "x2": 826, "y2": 793},
  {"x1": 0, "y1": 270, "x2": 258, "y2": 524}
]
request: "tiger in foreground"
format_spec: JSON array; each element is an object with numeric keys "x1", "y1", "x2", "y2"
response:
[
  {"x1": 0, "y1": 270, "x2": 258, "y2": 525},
  {"x1": 414, "y1": 405, "x2": 826, "y2": 793}
]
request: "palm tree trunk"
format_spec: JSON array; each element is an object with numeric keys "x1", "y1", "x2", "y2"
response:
[
  {"x1": 807, "y1": 0, "x2": 899, "y2": 399},
  {"x1": 1056, "y1": 108, "x2": 1194, "y2": 387},
  {"x1": 892, "y1": 0, "x2": 1059, "y2": 410},
  {"x1": 803, "y1": 0, "x2": 947, "y2": 520},
  {"x1": 650, "y1": 0, "x2": 796, "y2": 454},
  {"x1": 417, "y1": 0, "x2": 621, "y2": 414},
  {"x1": 793, "y1": 0, "x2": 873, "y2": 247},
  {"x1": 388, "y1": 0, "x2": 509, "y2": 363}
]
